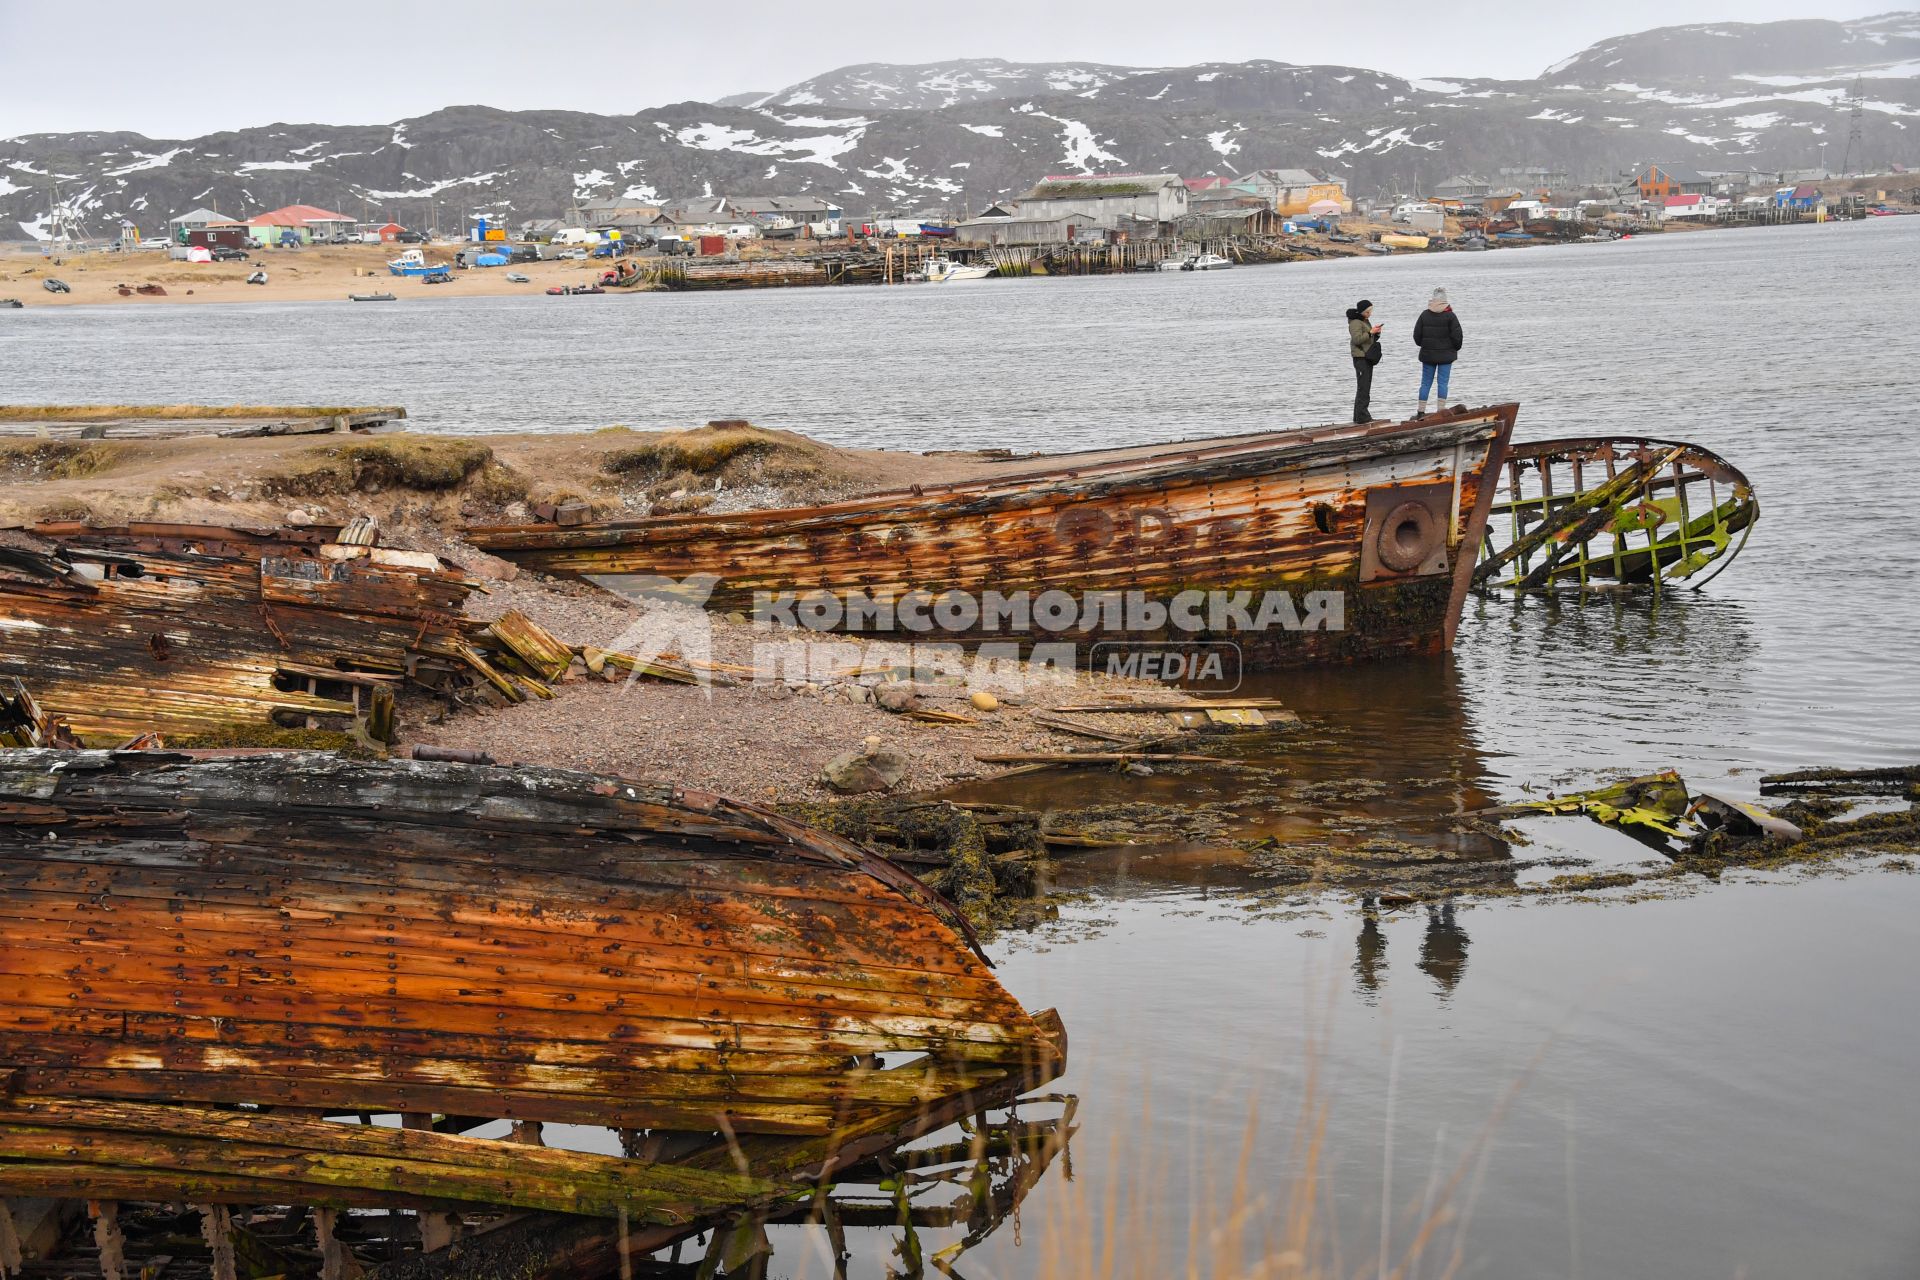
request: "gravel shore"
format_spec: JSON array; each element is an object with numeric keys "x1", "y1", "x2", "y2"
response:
[{"x1": 401, "y1": 544, "x2": 1179, "y2": 802}]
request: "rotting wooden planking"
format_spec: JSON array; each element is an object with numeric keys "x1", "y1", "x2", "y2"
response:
[
  {"x1": 466, "y1": 406, "x2": 1519, "y2": 667},
  {"x1": 0, "y1": 522, "x2": 691, "y2": 743},
  {"x1": 0, "y1": 749, "x2": 1065, "y2": 1223}
]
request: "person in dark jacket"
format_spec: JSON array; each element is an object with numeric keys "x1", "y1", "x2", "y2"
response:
[
  {"x1": 1346, "y1": 299, "x2": 1382, "y2": 424},
  {"x1": 1411, "y1": 286, "x2": 1464, "y2": 418}
]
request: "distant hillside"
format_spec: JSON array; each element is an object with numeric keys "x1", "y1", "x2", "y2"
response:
[
  {"x1": 4, "y1": 12, "x2": 1916, "y2": 239},
  {"x1": 752, "y1": 60, "x2": 1164, "y2": 111}
]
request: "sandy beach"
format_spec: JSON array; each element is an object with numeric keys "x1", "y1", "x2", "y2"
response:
[{"x1": 0, "y1": 242, "x2": 633, "y2": 308}]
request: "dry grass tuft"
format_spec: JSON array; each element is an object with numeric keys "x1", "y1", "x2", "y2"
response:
[
  {"x1": 0, "y1": 439, "x2": 120, "y2": 480},
  {"x1": 601, "y1": 421, "x2": 828, "y2": 482},
  {"x1": 264, "y1": 438, "x2": 495, "y2": 498}
]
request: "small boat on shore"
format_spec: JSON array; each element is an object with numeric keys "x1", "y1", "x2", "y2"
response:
[
  {"x1": 468, "y1": 406, "x2": 1520, "y2": 668},
  {"x1": 388, "y1": 248, "x2": 454, "y2": 277},
  {"x1": 1379, "y1": 233, "x2": 1430, "y2": 250},
  {"x1": 0, "y1": 298, "x2": 19, "y2": 309},
  {"x1": 349, "y1": 291, "x2": 397, "y2": 301}
]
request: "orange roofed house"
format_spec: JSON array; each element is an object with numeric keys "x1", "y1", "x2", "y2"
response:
[
  {"x1": 246, "y1": 203, "x2": 357, "y2": 246},
  {"x1": 1634, "y1": 165, "x2": 1712, "y2": 201}
]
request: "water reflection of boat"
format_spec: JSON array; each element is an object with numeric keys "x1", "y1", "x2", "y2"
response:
[
  {"x1": 467, "y1": 406, "x2": 1520, "y2": 669},
  {"x1": 1475, "y1": 436, "x2": 1758, "y2": 591},
  {"x1": 0, "y1": 750, "x2": 1068, "y2": 1256}
]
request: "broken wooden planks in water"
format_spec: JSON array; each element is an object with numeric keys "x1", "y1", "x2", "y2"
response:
[
  {"x1": 0, "y1": 750, "x2": 1067, "y2": 1233},
  {"x1": 0, "y1": 404, "x2": 406, "y2": 440},
  {"x1": 975, "y1": 750, "x2": 1220, "y2": 765},
  {"x1": 1052, "y1": 697, "x2": 1295, "y2": 714},
  {"x1": 1474, "y1": 437, "x2": 1758, "y2": 592},
  {"x1": 465, "y1": 407, "x2": 1519, "y2": 669}
]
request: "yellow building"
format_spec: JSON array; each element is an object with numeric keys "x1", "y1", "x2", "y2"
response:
[{"x1": 1228, "y1": 169, "x2": 1350, "y2": 215}]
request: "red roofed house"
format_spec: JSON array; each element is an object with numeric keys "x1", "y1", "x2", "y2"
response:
[
  {"x1": 1661, "y1": 193, "x2": 1717, "y2": 220},
  {"x1": 247, "y1": 203, "x2": 357, "y2": 246}
]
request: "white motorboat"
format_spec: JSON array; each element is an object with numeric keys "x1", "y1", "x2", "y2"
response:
[
  {"x1": 1156, "y1": 255, "x2": 1192, "y2": 271},
  {"x1": 1182, "y1": 252, "x2": 1233, "y2": 271},
  {"x1": 910, "y1": 255, "x2": 992, "y2": 283}
]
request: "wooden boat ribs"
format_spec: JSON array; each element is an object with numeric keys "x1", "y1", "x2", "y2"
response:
[
  {"x1": 0, "y1": 749, "x2": 1067, "y2": 1238},
  {"x1": 1474, "y1": 436, "x2": 1758, "y2": 591}
]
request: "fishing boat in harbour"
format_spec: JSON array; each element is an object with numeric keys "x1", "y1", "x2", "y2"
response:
[
  {"x1": 467, "y1": 405, "x2": 1521, "y2": 667},
  {"x1": 907, "y1": 255, "x2": 992, "y2": 283},
  {"x1": 1181, "y1": 252, "x2": 1233, "y2": 270},
  {"x1": 0, "y1": 747, "x2": 1064, "y2": 1233}
]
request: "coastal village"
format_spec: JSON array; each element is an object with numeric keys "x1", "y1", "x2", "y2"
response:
[{"x1": 4, "y1": 160, "x2": 1916, "y2": 306}]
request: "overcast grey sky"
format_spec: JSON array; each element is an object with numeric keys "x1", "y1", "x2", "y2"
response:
[{"x1": 0, "y1": 0, "x2": 1900, "y2": 138}]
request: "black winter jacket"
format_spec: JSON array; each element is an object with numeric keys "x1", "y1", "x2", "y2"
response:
[{"x1": 1412, "y1": 307, "x2": 1464, "y2": 365}]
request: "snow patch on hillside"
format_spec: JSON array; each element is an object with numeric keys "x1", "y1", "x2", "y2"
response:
[
  {"x1": 961, "y1": 124, "x2": 1004, "y2": 137},
  {"x1": 674, "y1": 122, "x2": 865, "y2": 169},
  {"x1": 106, "y1": 148, "x2": 189, "y2": 176}
]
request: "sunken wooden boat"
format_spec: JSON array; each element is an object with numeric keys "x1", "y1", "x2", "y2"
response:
[
  {"x1": 467, "y1": 405, "x2": 1519, "y2": 667},
  {"x1": 0, "y1": 749, "x2": 1065, "y2": 1232},
  {"x1": 1474, "y1": 436, "x2": 1758, "y2": 591}
]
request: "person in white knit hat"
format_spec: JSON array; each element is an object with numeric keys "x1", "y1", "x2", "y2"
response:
[{"x1": 1411, "y1": 286, "x2": 1464, "y2": 418}]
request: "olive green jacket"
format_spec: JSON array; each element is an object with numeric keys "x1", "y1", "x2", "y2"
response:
[{"x1": 1349, "y1": 315, "x2": 1375, "y2": 360}]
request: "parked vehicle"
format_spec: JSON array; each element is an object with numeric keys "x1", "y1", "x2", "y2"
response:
[
  {"x1": 556, "y1": 248, "x2": 587, "y2": 260},
  {"x1": 508, "y1": 246, "x2": 542, "y2": 264},
  {"x1": 394, "y1": 230, "x2": 427, "y2": 244},
  {"x1": 210, "y1": 247, "x2": 250, "y2": 262}
]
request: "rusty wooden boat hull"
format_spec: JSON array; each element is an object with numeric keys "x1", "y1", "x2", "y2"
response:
[
  {"x1": 0, "y1": 749, "x2": 1063, "y2": 1216},
  {"x1": 466, "y1": 406, "x2": 1518, "y2": 667},
  {"x1": 0, "y1": 522, "x2": 536, "y2": 743}
]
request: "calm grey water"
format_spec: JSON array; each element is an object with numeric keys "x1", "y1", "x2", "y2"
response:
[{"x1": 7, "y1": 221, "x2": 1920, "y2": 1276}]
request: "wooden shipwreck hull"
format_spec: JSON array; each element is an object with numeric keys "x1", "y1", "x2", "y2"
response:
[
  {"x1": 467, "y1": 406, "x2": 1518, "y2": 666},
  {"x1": 0, "y1": 521, "x2": 549, "y2": 743},
  {"x1": 0, "y1": 749, "x2": 1064, "y2": 1223}
]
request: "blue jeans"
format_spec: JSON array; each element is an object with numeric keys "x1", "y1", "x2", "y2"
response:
[{"x1": 1419, "y1": 361, "x2": 1451, "y2": 402}]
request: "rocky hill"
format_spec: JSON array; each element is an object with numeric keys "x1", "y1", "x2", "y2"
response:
[{"x1": 3, "y1": 13, "x2": 1915, "y2": 239}]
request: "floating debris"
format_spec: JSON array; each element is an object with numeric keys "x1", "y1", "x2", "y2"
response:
[{"x1": 1475, "y1": 437, "x2": 1757, "y2": 591}]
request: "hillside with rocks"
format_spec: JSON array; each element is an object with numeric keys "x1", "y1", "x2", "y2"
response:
[{"x1": 3, "y1": 12, "x2": 1915, "y2": 239}]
